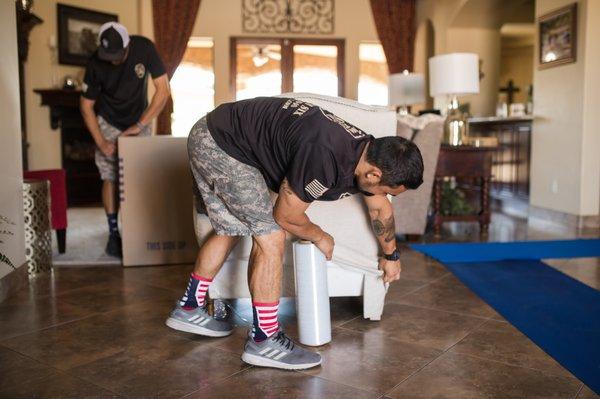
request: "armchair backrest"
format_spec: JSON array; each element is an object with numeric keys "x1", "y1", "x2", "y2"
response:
[{"x1": 278, "y1": 93, "x2": 397, "y2": 139}]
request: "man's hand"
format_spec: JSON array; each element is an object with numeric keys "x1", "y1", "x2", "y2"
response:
[
  {"x1": 121, "y1": 124, "x2": 142, "y2": 136},
  {"x1": 379, "y1": 258, "x2": 401, "y2": 283},
  {"x1": 314, "y1": 231, "x2": 335, "y2": 261},
  {"x1": 98, "y1": 139, "x2": 116, "y2": 157}
]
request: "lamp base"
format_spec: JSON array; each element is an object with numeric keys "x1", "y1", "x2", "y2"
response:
[{"x1": 444, "y1": 95, "x2": 467, "y2": 146}]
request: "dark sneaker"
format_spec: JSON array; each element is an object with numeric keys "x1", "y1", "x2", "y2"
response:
[
  {"x1": 242, "y1": 330, "x2": 322, "y2": 370},
  {"x1": 166, "y1": 304, "x2": 233, "y2": 337},
  {"x1": 105, "y1": 234, "x2": 122, "y2": 258}
]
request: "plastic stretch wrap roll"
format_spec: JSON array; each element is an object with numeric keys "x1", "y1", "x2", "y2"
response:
[{"x1": 293, "y1": 241, "x2": 332, "y2": 346}]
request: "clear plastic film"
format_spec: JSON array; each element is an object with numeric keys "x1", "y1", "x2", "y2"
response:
[{"x1": 293, "y1": 241, "x2": 332, "y2": 346}]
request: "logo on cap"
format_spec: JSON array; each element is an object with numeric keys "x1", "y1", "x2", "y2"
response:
[{"x1": 102, "y1": 38, "x2": 109, "y2": 48}]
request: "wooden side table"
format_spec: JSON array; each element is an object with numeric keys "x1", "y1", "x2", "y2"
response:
[{"x1": 433, "y1": 145, "x2": 496, "y2": 237}]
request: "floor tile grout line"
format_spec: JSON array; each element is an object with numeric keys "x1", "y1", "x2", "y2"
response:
[
  {"x1": 379, "y1": 301, "x2": 496, "y2": 321},
  {"x1": 0, "y1": 312, "x2": 102, "y2": 343},
  {"x1": 572, "y1": 383, "x2": 584, "y2": 399},
  {"x1": 67, "y1": 345, "x2": 251, "y2": 398},
  {"x1": 450, "y1": 351, "x2": 580, "y2": 382},
  {"x1": 178, "y1": 366, "x2": 255, "y2": 399},
  {"x1": 381, "y1": 316, "x2": 490, "y2": 397},
  {"x1": 334, "y1": 315, "x2": 361, "y2": 328},
  {"x1": 296, "y1": 369, "x2": 383, "y2": 396},
  {"x1": 0, "y1": 344, "x2": 124, "y2": 397},
  {"x1": 333, "y1": 324, "x2": 448, "y2": 353}
]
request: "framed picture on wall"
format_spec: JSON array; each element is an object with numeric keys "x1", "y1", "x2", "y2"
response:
[
  {"x1": 57, "y1": 4, "x2": 118, "y2": 66},
  {"x1": 538, "y1": 3, "x2": 577, "y2": 70}
]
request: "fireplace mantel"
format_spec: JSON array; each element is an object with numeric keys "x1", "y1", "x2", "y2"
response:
[
  {"x1": 34, "y1": 88, "x2": 100, "y2": 205},
  {"x1": 34, "y1": 89, "x2": 82, "y2": 129}
]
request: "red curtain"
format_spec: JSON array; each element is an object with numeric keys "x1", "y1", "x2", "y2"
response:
[
  {"x1": 152, "y1": 0, "x2": 201, "y2": 135},
  {"x1": 369, "y1": 0, "x2": 416, "y2": 74}
]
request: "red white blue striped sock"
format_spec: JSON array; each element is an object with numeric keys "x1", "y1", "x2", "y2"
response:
[
  {"x1": 179, "y1": 273, "x2": 212, "y2": 310},
  {"x1": 252, "y1": 301, "x2": 279, "y2": 342}
]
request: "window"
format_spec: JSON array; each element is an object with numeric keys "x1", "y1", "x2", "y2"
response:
[
  {"x1": 231, "y1": 38, "x2": 344, "y2": 100},
  {"x1": 293, "y1": 44, "x2": 339, "y2": 96},
  {"x1": 171, "y1": 38, "x2": 214, "y2": 137},
  {"x1": 358, "y1": 43, "x2": 388, "y2": 106}
]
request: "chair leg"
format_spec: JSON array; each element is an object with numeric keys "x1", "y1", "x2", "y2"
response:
[{"x1": 56, "y1": 229, "x2": 66, "y2": 254}]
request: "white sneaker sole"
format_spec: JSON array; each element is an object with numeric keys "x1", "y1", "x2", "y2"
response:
[
  {"x1": 241, "y1": 352, "x2": 322, "y2": 370},
  {"x1": 165, "y1": 317, "x2": 232, "y2": 338}
]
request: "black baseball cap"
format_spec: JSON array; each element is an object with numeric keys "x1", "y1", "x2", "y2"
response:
[{"x1": 97, "y1": 22, "x2": 130, "y2": 62}]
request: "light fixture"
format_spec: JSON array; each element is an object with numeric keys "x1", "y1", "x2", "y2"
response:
[
  {"x1": 429, "y1": 53, "x2": 480, "y2": 145},
  {"x1": 388, "y1": 70, "x2": 425, "y2": 115},
  {"x1": 252, "y1": 47, "x2": 269, "y2": 67}
]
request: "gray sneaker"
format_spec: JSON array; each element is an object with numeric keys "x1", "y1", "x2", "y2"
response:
[
  {"x1": 242, "y1": 330, "x2": 322, "y2": 370},
  {"x1": 165, "y1": 304, "x2": 233, "y2": 337}
]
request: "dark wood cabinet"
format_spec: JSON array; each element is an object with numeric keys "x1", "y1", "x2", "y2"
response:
[
  {"x1": 433, "y1": 145, "x2": 496, "y2": 237},
  {"x1": 468, "y1": 116, "x2": 532, "y2": 201},
  {"x1": 34, "y1": 89, "x2": 102, "y2": 206}
]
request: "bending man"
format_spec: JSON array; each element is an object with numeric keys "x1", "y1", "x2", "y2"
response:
[{"x1": 166, "y1": 97, "x2": 424, "y2": 370}]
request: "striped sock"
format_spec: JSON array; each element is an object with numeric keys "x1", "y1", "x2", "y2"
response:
[
  {"x1": 179, "y1": 273, "x2": 212, "y2": 310},
  {"x1": 252, "y1": 301, "x2": 279, "y2": 342}
]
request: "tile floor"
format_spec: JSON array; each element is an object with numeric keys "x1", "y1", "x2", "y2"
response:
[{"x1": 1, "y1": 212, "x2": 599, "y2": 398}]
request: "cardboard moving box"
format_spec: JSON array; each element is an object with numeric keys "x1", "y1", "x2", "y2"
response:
[{"x1": 119, "y1": 136, "x2": 198, "y2": 266}]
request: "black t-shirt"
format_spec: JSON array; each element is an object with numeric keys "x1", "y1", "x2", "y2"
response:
[
  {"x1": 82, "y1": 35, "x2": 166, "y2": 130},
  {"x1": 206, "y1": 97, "x2": 374, "y2": 202}
]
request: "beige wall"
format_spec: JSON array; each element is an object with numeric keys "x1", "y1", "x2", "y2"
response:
[
  {"x1": 0, "y1": 1, "x2": 26, "y2": 279},
  {"x1": 580, "y1": 0, "x2": 600, "y2": 215},
  {"x1": 182, "y1": 0, "x2": 380, "y2": 105},
  {"x1": 499, "y1": 43, "x2": 533, "y2": 104},
  {"x1": 445, "y1": 27, "x2": 501, "y2": 116},
  {"x1": 25, "y1": 0, "x2": 140, "y2": 170},
  {"x1": 530, "y1": 0, "x2": 600, "y2": 217},
  {"x1": 416, "y1": 0, "x2": 503, "y2": 116}
]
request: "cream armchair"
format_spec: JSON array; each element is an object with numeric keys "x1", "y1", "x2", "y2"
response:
[{"x1": 195, "y1": 93, "x2": 442, "y2": 320}]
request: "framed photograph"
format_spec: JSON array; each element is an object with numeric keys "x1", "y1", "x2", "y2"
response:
[
  {"x1": 57, "y1": 4, "x2": 118, "y2": 66},
  {"x1": 538, "y1": 3, "x2": 577, "y2": 69}
]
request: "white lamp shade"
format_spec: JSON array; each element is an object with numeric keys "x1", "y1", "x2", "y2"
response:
[
  {"x1": 429, "y1": 53, "x2": 480, "y2": 96},
  {"x1": 388, "y1": 72, "x2": 425, "y2": 106}
]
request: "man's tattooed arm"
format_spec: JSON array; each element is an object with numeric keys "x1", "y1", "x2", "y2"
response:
[{"x1": 371, "y1": 215, "x2": 396, "y2": 243}]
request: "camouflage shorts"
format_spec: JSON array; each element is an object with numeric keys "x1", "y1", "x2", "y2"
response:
[
  {"x1": 95, "y1": 115, "x2": 151, "y2": 181},
  {"x1": 188, "y1": 117, "x2": 280, "y2": 236}
]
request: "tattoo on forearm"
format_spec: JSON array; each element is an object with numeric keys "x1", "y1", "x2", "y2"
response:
[
  {"x1": 281, "y1": 179, "x2": 294, "y2": 196},
  {"x1": 371, "y1": 215, "x2": 396, "y2": 242}
]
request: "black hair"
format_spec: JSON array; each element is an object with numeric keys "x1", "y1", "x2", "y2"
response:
[{"x1": 366, "y1": 137, "x2": 424, "y2": 189}]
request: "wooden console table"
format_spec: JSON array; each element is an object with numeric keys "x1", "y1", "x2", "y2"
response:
[{"x1": 433, "y1": 145, "x2": 496, "y2": 237}]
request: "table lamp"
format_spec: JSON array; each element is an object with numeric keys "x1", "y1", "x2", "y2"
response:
[
  {"x1": 429, "y1": 53, "x2": 480, "y2": 145},
  {"x1": 388, "y1": 70, "x2": 425, "y2": 115}
]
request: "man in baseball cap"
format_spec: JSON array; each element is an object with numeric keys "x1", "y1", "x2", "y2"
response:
[
  {"x1": 97, "y1": 22, "x2": 130, "y2": 62},
  {"x1": 80, "y1": 22, "x2": 170, "y2": 257}
]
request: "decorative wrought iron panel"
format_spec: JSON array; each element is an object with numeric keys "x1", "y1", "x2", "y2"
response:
[{"x1": 242, "y1": 0, "x2": 334, "y2": 34}]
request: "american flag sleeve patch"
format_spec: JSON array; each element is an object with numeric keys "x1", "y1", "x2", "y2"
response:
[{"x1": 304, "y1": 179, "x2": 329, "y2": 199}]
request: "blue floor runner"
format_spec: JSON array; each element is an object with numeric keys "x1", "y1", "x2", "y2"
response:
[
  {"x1": 445, "y1": 260, "x2": 600, "y2": 393},
  {"x1": 410, "y1": 239, "x2": 600, "y2": 263}
]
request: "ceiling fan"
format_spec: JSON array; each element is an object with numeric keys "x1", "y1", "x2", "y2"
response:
[{"x1": 252, "y1": 46, "x2": 281, "y2": 67}]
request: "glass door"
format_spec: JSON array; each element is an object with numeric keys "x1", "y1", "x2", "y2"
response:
[{"x1": 231, "y1": 38, "x2": 344, "y2": 100}]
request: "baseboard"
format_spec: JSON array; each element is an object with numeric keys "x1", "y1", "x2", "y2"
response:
[
  {"x1": 491, "y1": 197, "x2": 529, "y2": 220},
  {"x1": 0, "y1": 262, "x2": 28, "y2": 303},
  {"x1": 528, "y1": 205, "x2": 600, "y2": 230}
]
